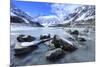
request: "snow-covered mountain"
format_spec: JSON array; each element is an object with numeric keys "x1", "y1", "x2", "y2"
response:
[
  {"x1": 10, "y1": 4, "x2": 95, "y2": 27},
  {"x1": 33, "y1": 5, "x2": 95, "y2": 27},
  {"x1": 54, "y1": 5, "x2": 95, "y2": 27},
  {"x1": 34, "y1": 15, "x2": 61, "y2": 26},
  {"x1": 10, "y1": 5, "x2": 43, "y2": 27},
  {"x1": 68, "y1": 5, "x2": 95, "y2": 22}
]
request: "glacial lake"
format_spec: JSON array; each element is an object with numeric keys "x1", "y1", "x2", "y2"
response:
[{"x1": 10, "y1": 26, "x2": 95, "y2": 66}]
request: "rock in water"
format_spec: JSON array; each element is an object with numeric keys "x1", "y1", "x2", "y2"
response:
[
  {"x1": 40, "y1": 34, "x2": 51, "y2": 39},
  {"x1": 62, "y1": 44, "x2": 77, "y2": 52},
  {"x1": 45, "y1": 48, "x2": 64, "y2": 61},
  {"x1": 52, "y1": 35, "x2": 78, "y2": 52},
  {"x1": 27, "y1": 35, "x2": 36, "y2": 41},
  {"x1": 78, "y1": 36, "x2": 87, "y2": 42},
  {"x1": 52, "y1": 35, "x2": 62, "y2": 48},
  {"x1": 60, "y1": 38, "x2": 78, "y2": 52},
  {"x1": 14, "y1": 41, "x2": 39, "y2": 56},
  {"x1": 70, "y1": 30, "x2": 79, "y2": 36},
  {"x1": 44, "y1": 40, "x2": 55, "y2": 50},
  {"x1": 17, "y1": 34, "x2": 36, "y2": 42}
]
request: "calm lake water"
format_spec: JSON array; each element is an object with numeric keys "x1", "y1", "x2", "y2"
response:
[{"x1": 10, "y1": 26, "x2": 95, "y2": 66}]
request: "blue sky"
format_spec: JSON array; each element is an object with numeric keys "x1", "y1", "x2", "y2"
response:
[
  {"x1": 11, "y1": 0, "x2": 56, "y2": 17},
  {"x1": 11, "y1": 0, "x2": 84, "y2": 18}
]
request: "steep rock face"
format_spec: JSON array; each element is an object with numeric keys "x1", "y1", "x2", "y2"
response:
[
  {"x1": 10, "y1": 5, "x2": 43, "y2": 27},
  {"x1": 10, "y1": 16, "x2": 25, "y2": 23}
]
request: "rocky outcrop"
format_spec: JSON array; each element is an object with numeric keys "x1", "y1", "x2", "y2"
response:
[{"x1": 10, "y1": 16, "x2": 25, "y2": 23}]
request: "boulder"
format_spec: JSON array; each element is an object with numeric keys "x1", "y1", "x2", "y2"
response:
[
  {"x1": 44, "y1": 40, "x2": 55, "y2": 50},
  {"x1": 70, "y1": 30, "x2": 79, "y2": 40},
  {"x1": 60, "y1": 37, "x2": 78, "y2": 52},
  {"x1": 45, "y1": 48, "x2": 64, "y2": 61},
  {"x1": 70, "y1": 30, "x2": 79, "y2": 35},
  {"x1": 17, "y1": 34, "x2": 36, "y2": 42},
  {"x1": 14, "y1": 41, "x2": 39, "y2": 56},
  {"x1": 62, "y1": 44, "x2": 77, "y2": 52},
  {"x1": 52, "y1": 35, "x2": 78, "y2": 52},
  {"x1": 40, "y1": 34, "x2": 50, "y2": 39},
  {"x1": 78, "y1": 36, "x2": 87, "y2": 42},
  {"x1": 15, "y1": 41, "x2": 39, "y2": 49},
  {"x1": 84, "y1": 29, "x2": 89, "y2": 33},
  {"x1": 51, "y1": 35, "x2": 62, "y2": 48}
]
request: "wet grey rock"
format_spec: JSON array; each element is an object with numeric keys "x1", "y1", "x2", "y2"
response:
[
  {"x1": 17, "y1": 34, "x2": 36, "y2": 42},
  {"x1": 40, "y1": 34, "x2": 51, "y2": 39},
  {"x1": 60, "y1": 38, "x2": 78, "y2": 52},
  {"x1": 45, "y1": 48, "x2": 65, "y2": 61},
  {"x1": 52, "y1": 35, "x2": 61, "y2": 48},
  {"x1": 70, "y1": 30, "x2": 79, "y2": 35},
  {"x1": 78, "y1": 36, "x2": 87, "y2": 42},
  {"x1": 62, "y1": 43, "x2": 78, "y2": 52},
  {"x1": 52, "y1": 35, "x2": 78, "y2": 52},
  {"x1": 70, "y1": 30, "x2": 79, "y2": 40},
  {"x1": 84, "y1": 30, "x2": 89, "y2": 33},
  {"x1": 14, "y1": 41, "x2": 38, "y2": 56},
  {"x1": 44, "y1": 40, "x2": 55, "y2": 50}
]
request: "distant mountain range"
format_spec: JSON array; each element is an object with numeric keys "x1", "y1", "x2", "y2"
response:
[
  {"x1": 34, "y1": 15, "x2": 61, "y2": 26},
  {"x1": 10, "y1": 4, "x2": 95, "y2": 27},
  {"x1": 35, "y1": 5, "x2": 95, "y2": 27}
]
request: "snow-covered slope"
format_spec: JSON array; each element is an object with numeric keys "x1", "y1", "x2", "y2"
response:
[
  {"x1": 10, "y1": 5, "x2": 43, "y2": 27},
  {"x1": 64, "y1": 5, "x2": 95, "y2": 22},
  {"x1": 34, "y1": 5, "x2": 95, "y2": 27},
  {"x1": 34, "y1": 15, "x2": 61, "y2": 26},
  {"x1": 54, "y1": 5, "x2": 95, "y2": 27},
  {"x1": 10, "y1": 4, "x2": 95, "y2": 27}
]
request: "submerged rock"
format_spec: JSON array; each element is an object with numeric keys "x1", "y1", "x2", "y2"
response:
[
  {"x1": 45, "y1": 48, "x2": 64, "y2": 61},
  {"x1": 17, "y1": 34, "x2": 36, "y2": 42}
]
